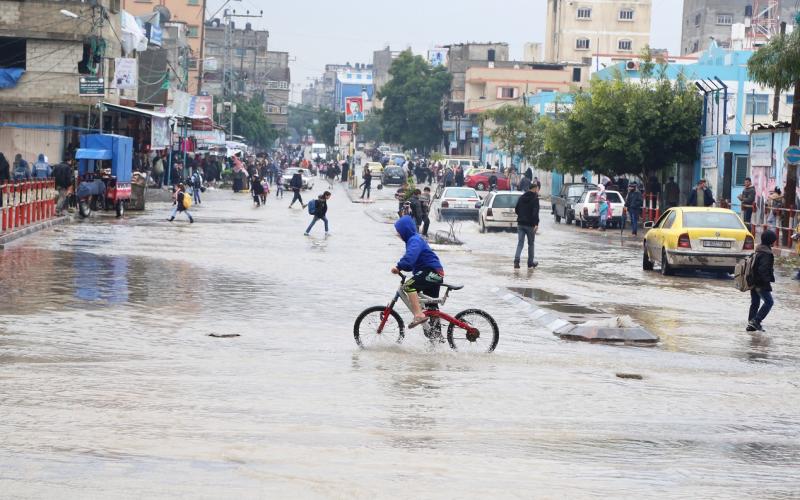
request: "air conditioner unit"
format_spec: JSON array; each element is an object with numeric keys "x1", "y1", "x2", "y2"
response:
[{"x1": 625, "y1": 61, "x2": 640, "y2": 71}]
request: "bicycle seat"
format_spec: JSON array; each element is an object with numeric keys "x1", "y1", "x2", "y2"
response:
[{"x1": 442, "y1": 283, "x2": 463, "y2": 291}]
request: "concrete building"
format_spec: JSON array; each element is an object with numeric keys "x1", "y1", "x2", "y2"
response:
[
  {"x1": 464, "y1": 62, "x2": 589, "y2": 116},
  {"x1": 443, "y1": 43, "x2": 509, "y2": 118},
  {"x1": 334, "y1": 64, "x2": 374, "y2": 113},
  {"x1": 122, "y1": 0, "x2": 204, "y2": 94},
  {"x1": 0, "y1": 0, "x2": 123, "y2": 163},
  {"x1": 203, "y1": 20, "x2": 269, "y2": 99},
  {"x1": 371, "y1": 46, "x2": 400, "y2": 110},
  {"x1": 264, "y1": 51, "x2": 290, "y2": 128},
  {"x1": 545, "y1": 0, "x2": 652, "y2": 64},
  {"x1": 681, "y1": 0, "x2": 796, "y2": 55}
]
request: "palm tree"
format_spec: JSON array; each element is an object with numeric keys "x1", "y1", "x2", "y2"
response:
[{"x1": 747, "y1": 25, "x2": 800, "y2": 224}]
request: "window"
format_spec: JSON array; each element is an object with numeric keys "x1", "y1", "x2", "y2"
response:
[
  {"x1": 575, "y1": 38, "x2": 590, "y2": 50},
  {"x1": 717, "y1": 14, "x2": 733, "y2": 25},
  {"x1": 187, "y1": 25, "x2": 199, "y2": 38},
  {"x1": 576, "y1": 7, "x2": 592, "y2": 19},
  {"x1": 497, "y1": 87, "x2": 519, "y2": 99},
  {"x1": 735, "y1": 156, "x2": 749, "y2": 186},
  {"x1": 618, "y1": 39, "x2": 633, "y2": 51},
  {"x1": 694, "y1": 13, "x2": 702, "y2": 27},
  {"x1": 0, "y1": 37, "x2": 26, "y2": 69},
  {"x1": 619, "y1": 8, "x2": 634, "y2": 21},
  {"x1": 787, "y1": 95, "x2": 794, "y2": 105},
  {"x1": 572, "y1": 67, "x2": 582, "y2": 82},
  {"x1": 745, "y1": 94, "x2": 769, "y2": 115},
  {"x1": 662, "y1": 211, "x2": 677, "y2": 229}
]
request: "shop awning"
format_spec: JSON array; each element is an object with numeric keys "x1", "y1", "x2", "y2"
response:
[
  {"x1": 102, "y1": 102, "x2": 172, "y2": 119},
  {"x1": 76, "y1": 148, "x2": 112, "y2": 160}
]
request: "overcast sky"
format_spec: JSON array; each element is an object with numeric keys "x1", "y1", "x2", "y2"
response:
[{"x1": 207, "y1": 0, "x2": 684, "y2": 103}]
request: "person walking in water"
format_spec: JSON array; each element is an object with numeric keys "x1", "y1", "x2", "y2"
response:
[
  {"x1": 747, "y1": 230, "x2": 777, "y2": 332},
  {"x1": 304, "y1": 191, "x2": 331, "y2": 236},
  {"x1": 288, "y1": 169, "x2": 306, "y2": 209},
  {"x1": 168, "y1": 183, "x2": 194, "y2": 223},
  {"x1": 251, "y1": 174, "x2": 265, "y2": 207},
  {"x1": 513, "y1": 183, "x2": 540, "y2": 269}
]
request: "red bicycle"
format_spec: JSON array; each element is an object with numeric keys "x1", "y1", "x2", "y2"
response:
[{"x1": 353, "y1": 272, "x2": 499, "y2": 352}]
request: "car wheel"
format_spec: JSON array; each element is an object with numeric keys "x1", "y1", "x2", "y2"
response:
[
  {"x1": 642, "y1": 244, "x2": 654, "y2": 271},
  {"x1": 476, "y1": 182, "x2": 486, "y2": 191},
  {"x1": 479, "y1": 218, "x2": 486, "y2": 233},
  {"x1": 661, "y1": 248, "x2": 674, "y2": 276}
]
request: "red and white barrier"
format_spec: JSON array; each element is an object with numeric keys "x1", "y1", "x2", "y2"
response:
[{"x1": 1, "y1": 179, "x2": 57, "y2": 235}]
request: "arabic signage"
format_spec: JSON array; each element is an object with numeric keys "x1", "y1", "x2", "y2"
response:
[
  {"x1": 79, "y1": 76, "x2": 105, "y2": 97},
  {"x1": 750, "y1": 133, "x2": 772, "y2": 167},
  {"x1": 173, "y1": 90, "x2": 213, "y2": 119},
  {"x1": 701, "y1": 137, "x2": 717, "y2": 169}
]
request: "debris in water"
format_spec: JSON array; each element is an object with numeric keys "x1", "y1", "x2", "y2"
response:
[
  {"x1": 208, "y1": 333, "x2": 241, "y2": 338},
  {"x1": 616, "y1": 373, "x2": 643, "y2": 380}
]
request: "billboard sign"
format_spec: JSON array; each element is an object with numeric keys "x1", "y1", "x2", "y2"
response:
[
  {"x1": 79, "y1": 76, "x2": 105, "y2": 96},
  {"x1": 428, "y1": 48, "x2": 448, "y2": 67},
  {"x1": 114, "y1": 58, "x2": 137, "y2": 90},
  {"x1": 345, "y1": 96, "x2": 364, "y2": 123}
]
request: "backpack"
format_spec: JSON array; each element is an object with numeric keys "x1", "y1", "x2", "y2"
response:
[
  {"x1": 182, "y1": 192, "x2": 192, "y2": 210},
  {"x1": 307, "y1": 199, "x2": 317, "y2": 215},
  {"x1": 734, "y1": 253, "x2": 757, "y2": 292}
]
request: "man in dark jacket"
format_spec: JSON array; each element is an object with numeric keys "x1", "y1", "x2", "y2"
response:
[
  {"x1": 625, "y1": 183, "x2": 644, "y2": 236},
  {"x1": 747, "y1": 230, "x2": 777, "y2": 332},
  {"x1": 738, "y1": 177, "x2": 756, "y2": 230},
  {"x1": 454, "y1": 167, "x2": 464, "y2": 187},
  {"x1": 687, "y1": 179, "x2": 715, "y2": 207},
  {"x1": 304, "y1": 191, "x2": 331, "y2": 236},
  {"x1": 514, "y1": 184, "x2": 540, "y2": 269},
  {"x1": 288, "y1": 170, "x2": 306, "y2": 209}
]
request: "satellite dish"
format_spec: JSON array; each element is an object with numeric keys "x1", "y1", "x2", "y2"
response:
[{"x1": 153, "y1": 5, "x2": 171, "y2": 23}]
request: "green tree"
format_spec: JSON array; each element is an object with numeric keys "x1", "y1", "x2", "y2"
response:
[
  {"x1": 378, "y1": 50, "x2": 452, "y2": 152},
  {"x1": 748, "y1": 27, "x2": 800, "y2": 215},
  {"x1": 231, "y1": 94, "x2": 279, "y2": 149},
  {"x1": 480, "y1": 105, "x2": 550, "y2": 169},
  {"x1": 359, "y1": 110, "x2": 385, "y2": 145},
  {"x1": 546, "y1": 67, "x2": 701, "y2": 181},
  {"x1": 311, "y1": 107, "x2": 343, "y2": 147}
]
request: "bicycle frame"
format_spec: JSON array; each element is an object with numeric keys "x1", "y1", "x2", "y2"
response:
[{"x1": 377, "y1": 274, "x2": 477, "y2": 335}]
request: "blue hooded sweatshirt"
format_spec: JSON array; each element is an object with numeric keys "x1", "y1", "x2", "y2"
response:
[{"x1": 395, "y1": 216, "x2": 443, "y2": 274}]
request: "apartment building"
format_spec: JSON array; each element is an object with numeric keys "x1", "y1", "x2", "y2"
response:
[
  {"x1": 122, "y1": 0, "x2": 204, "y2": 94},
  {"x1": 545, "y1": 0, "x2": 652, "y2": 63},
  {"x1": 681, "y1": 0, "x2": 796, "y2": 55}
]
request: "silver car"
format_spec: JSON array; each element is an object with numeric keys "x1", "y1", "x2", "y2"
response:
[{"x1": 478, "y1": 191, "x2": 523, "y2": 232}]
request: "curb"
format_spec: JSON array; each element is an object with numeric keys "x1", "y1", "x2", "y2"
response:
[
  {"x1": 492, "y1": 287, "x2": 576, "y2": 334},
  {"x1": 0, "y1": 216, "x2": 70, "y2": 249}
]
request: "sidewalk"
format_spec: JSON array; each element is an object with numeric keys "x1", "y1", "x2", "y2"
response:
[{"x1": 0, "y1": 215, "x2": 70, "y2": 249}]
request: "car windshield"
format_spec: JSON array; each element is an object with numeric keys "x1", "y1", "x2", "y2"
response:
[
  {"x1": 567, "y1": 186, "x2": 586, "y2": 197},
  {"x1": 445, "y1": 188, "x2": 478, "y2": 198},
  {"x1": 384, "y1": 167, "x2": 403, "y2": 175},
  {"x1": 682, "y1": 212, "x2": 746, "y2": 230},
  {"x1": 491, "y1": 194, "x2": 521, "y2": 208},
  {"x1": 588, "y1": 192, "x2": 622, "y2": 203}
]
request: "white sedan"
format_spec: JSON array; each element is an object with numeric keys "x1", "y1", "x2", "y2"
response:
[
  {"x1": 282, "y1": 168, "x2": 315, "y2": 190},
  {"x1": 433, "y1": 187, "x2": 482, "y2": 221},
  {"x1": 478, "y1": 191, "x2": 523, "y2": 232}
]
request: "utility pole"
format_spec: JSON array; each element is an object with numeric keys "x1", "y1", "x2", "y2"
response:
[
  {"x1": 772, "y1": 21, "x2": 787, "y2": 122},
  {"x1": 197, "y1": 0, "x2": 207, "y2": 94},
  {"x1": 221, "y1": 9, "x2": 263, "y2": 99}
]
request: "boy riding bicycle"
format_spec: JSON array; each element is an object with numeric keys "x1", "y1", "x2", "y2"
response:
[{"x1": 392, "y1": 215, "x2": 444, "y2": 328}]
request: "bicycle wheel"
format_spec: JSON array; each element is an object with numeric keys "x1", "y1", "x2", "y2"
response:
[
  {"x1": 354, "y1": 306, "x2": 405, "y2": 348},
  {"x1": 446, "y1": 309, "x2": 499, "y2": 353}
]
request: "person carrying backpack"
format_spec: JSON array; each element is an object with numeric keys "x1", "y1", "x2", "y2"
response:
[
  {"x1": 304, "y1": 191, "x2": 331, "y2": 236},
  {"x1": 168, "y1": 183, "x2": 194, "y2": 223},
  {"x1": 747, "y1": 230, "x2": 777, "y2": 332},
  {"x1": 32, "y1": 153, "x2": 51, "y2": 179}
]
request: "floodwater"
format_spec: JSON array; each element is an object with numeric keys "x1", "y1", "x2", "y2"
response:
[{"x1": 1, "y1": 183, "x2": 799, "y2": 498}]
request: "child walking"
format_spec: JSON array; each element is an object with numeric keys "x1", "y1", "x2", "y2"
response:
[{"x1": 168, "y1": 183, "x2": 194, "y2": 223}]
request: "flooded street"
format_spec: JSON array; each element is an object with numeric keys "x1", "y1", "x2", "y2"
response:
[{"x1": 2, "y1": 185, "x2": 799, "y2": 498}]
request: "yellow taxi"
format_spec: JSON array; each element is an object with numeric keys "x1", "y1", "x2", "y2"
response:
[
  {"x1": 365, "y1": 162, "x2": 384, "y2": 175},
  {"x1": 642, "y1": 207, "x2": 754, "y2": 275}
]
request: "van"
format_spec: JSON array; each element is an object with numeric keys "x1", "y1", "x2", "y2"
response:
[
  {"x1": 311, "y1": 143, "x2": 327, "y2": 161},
  {"x1": 443, "y1": 157, "x2": 478, "y2": 170}
]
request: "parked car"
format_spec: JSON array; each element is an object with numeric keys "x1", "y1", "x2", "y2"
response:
[
  {"x1": 433, "y1": 187, "x2": 482, "y2": 221},
  {"x1": 282, "y1": 167, "x2": 315, "y2": 190},
  {"x1": 574, "y1": 190, "x2": 626, "y2": 228},
  {"x1": 464, "y1": 171, "x2": 511, "y2": 191},
  {"x1": 552, "y1": 183, "x2": 593, "y2": 225},
  {"x1": 478, "y1": 191, "x2": 523, "y2": 232},
  {"x1": 643, "y1": 207, "x2": 754, "y2": 275},
  {"x1": 444, "y1": 157, "x2": 478, "y2": 171},
  {"x1": 464, "y1": 167, "x2": 492, "y2": 178},
  {"x1": 381, "y1": 166, "x2": 406, "y2": 186}
]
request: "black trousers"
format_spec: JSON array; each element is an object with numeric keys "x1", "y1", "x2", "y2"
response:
[{"x1": 290, "y1": 189, "x2": 303, "y2": 206}]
